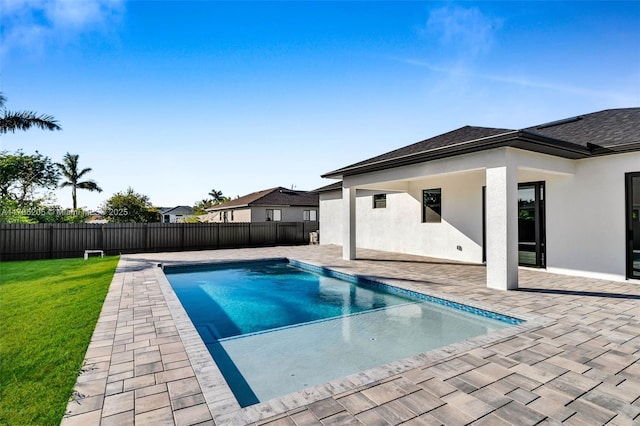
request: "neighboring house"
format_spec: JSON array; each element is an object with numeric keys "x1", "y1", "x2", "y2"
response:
[
  {"x1": 318, "y1": 108, "x2": 640, "y2": 290},
  {"x1": 158, "y1": 206, "x2": 195, "y2": 223},
  {"x1": 86, "y1": 211, "x2": 108, "y2": 224},
  {"x1": 202, "y1": 187, "x2": 319, "y2": 223}
]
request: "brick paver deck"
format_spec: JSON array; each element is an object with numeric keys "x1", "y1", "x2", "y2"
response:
[{"x1": 61, "y1": 245, "x2": 640, "y2": 425}]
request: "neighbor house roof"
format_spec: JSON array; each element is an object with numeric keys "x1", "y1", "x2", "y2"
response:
[
  {"x1": 158, "y1": 206, "x2": 194, "y2": 215},
  {"x1": 206, "y1": 187, "x2": 319, "y2": 211},
  {"x1": 323, "y1": 108, "x2": 640, "y2": 179}
]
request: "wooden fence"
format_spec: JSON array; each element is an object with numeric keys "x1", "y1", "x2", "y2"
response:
[{"x1": 0, "y1": 222, "x2": 319, "y2": 261}]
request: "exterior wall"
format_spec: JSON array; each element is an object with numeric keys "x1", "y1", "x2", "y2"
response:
[
  {"x1": 319, "y1": 170, "x2": 485, "y2": 264},
  {"x1": 322, "y1": 147, "x2": 640, "y2": 281},
  {"x1": 230, "y1": 208, "x2": 251, "y2": 223},
  {"x1": 319, "y1": 191, "x2": 343, "y2": 245},
  {"x1": 203, "y1": 208, "x2": 250, "y2": 223},
  {"x1": 250, "y1": 206, "x2": 318, "y2": 222},
  {"x1": 206, "y1": 210, "x2": 223, "y2": 223},
  {"x1": 204, "y1": 211, "x2": 221, "y2": 222},
  {"x1": 170, "y1": 214, "x2": 195, "y2": 223},
  {"x1": 544, "y1": 152, "x2": 640, "y2": 281},
  {"x1": 163, "y1": 213, "x2": 195, "y2": 223},
  {"x1": 207, "y1": 206, "x2": 319, "y2": 223},
  {"x1": 350, "y1": 170, "x2": 485, "y2": 263}
]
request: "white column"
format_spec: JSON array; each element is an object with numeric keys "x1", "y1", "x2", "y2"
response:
[
  {"x1": 485, "y1": 164, "x2": 519, "y2": 290},
  {"x1": 343, "y1": 186, "x2": 356, "y2": 260}
]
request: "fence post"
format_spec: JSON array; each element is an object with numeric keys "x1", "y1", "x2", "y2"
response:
[
  {"x1": 144, "y1": 223, "x2": 149, "y2": 252},
  {"x1": 49, "y1": 224, "x2": 54, "y2": 259}
]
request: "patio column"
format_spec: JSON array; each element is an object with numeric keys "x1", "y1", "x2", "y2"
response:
[
  {"x1": 343, "y1": 186, "x2": 356, "y2": 260},
  {"x1": 485, "y1": 164, "x2": 519, "y2": 290}
]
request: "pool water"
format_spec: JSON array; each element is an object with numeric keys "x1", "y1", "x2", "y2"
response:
[
  {"x1": 167, "y1": 260, "x2": 413, "y2": 339},
  {"x1": 165, "y1": 260, "x2": 515, "y2": 407}
]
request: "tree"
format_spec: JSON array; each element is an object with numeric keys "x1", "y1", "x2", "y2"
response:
[
  {"x1": 0, "y1": 150, "x2": 60, "y2": 206},
  {"x1": 0, "y1": 197, "x2": 32, "y2": 223},
  {"x1": 208, "y1": 189, "x2": 225, "y2": 204},
  {"x1": 193, "y1": 198, "x2": 214, "y2": 215},
  {"x1": 56, "y1": 152, "x2": 102, "y2": 209},
  {"x1": 26, "y1": 205, "x2": 89, "y2": 223},
  {"x1": 194, "y1": 189, "x2": 231, "y2": 214},
  {"x1": 0, "y1": 92, "x2": 61, "y2": 134},
  {"x1": 101, "y1": 187, "x2": 159, "y2": 223}
]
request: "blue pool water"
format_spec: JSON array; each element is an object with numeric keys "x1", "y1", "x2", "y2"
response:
[
  {"x1": 166, "y1": 260, "x2": 413, "y2": 339},
  {"x1": 165, "y1": 260, "x2": 519, "y2": 407}
]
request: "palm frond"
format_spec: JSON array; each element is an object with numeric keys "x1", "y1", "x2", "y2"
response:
[
  {"x1": 0, "y1": 111, "x2": 62, "y2": 133},
  {"x1": 76, "y1": 167, "x2": 93, "y2": 179},
  {"x1": 77, "y1": 181, "x2": 103, "y2": 192}
]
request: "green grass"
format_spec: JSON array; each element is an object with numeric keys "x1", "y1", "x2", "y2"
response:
[{"x1": 0, "y1": 256, "x2": 119, "y2": 426}]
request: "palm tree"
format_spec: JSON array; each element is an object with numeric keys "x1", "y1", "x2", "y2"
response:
[
  {"x1": 208, "y1": 189, "x2": 225, "y2": 204},
  {"x1": 56, "y1": 153, "x2": 102, "y2": 209},
  {"x1": 0, "y1": 92, "x2": 62, "y2": 134}
]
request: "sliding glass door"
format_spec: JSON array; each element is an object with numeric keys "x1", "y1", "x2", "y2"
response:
[
  {"x1": 481, "y1": 182, "x2": 546, "y2": 268},
  {"x1": 518, "y1": 182, "x2": 545, "y2": 268},
  {"x1": 627, "y1": 173, "x2": 640, "y2": 279}
]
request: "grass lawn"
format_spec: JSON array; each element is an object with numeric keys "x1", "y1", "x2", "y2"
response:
[{"x1": 0, "y1": 256, "x2": 119, "y2": 426}]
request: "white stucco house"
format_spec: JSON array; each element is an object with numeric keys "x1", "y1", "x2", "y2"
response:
[
  {"x1": 158, "y1": 206, "x2": 195, "y2": 223},
  {"x1": 201, "y1": 187, "x2": 319, "y2": 223},
  {"x1": 317, "y1": 108, "x2": 640, "y2": 290}
]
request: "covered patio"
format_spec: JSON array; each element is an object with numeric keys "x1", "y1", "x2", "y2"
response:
[{"x1": 339, "y1": 146, "x2": 577, "y2": 291}]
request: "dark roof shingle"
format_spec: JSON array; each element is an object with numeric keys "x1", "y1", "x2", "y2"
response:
[
  {"x1": 311, "y1": 181, "x2": 343, "y2": 193},
  {"x1": 158, "y1": 206, "x2": 194, "y2": 215},
  {"x1": 207, "y1": 187, "x2": 318, "y2": 211},
  {"x1": 523, "y1": 107, "x2": 640, "y2": 150},
  {"x1": 322, "y1": 108, "x2": 640, "y2": 178}
]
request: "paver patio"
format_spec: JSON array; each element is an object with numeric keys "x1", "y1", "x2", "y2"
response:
[{"x1": 61, "y1": 245, "x2": 640, "y2": 425}]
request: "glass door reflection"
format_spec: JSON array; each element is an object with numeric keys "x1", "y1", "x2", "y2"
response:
[
  {"x1": 627, "y1": 173, "x2": 640, "y2": 279},
  {"x1": 518, "y1": 182, "x2": 545, "y2": 268}
]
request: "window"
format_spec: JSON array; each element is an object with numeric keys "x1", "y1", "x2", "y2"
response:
[
  {"x1": 230, "y1": 210, "x2": 234, "y2": 221},
  {"x1": 266, "y1": 209, "x2": 281, "y2": 221},
  {"x1": 222, "y1": 211, "x2": 228, "y2": 223},
  {"x1": 373, "y1": 194, "x2": 387, "y2": 209},
  {"x1": 163, "y1": 215, "x2": 170, "y2": 223},
  {"x1": 303, "y1": 210, "x2": 317, "y2": 221},
  {"x1": 422, "y1": 188, "x2": 441, "y2": 223}
]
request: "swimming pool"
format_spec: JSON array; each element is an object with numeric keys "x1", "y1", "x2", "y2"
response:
[{"x1": 165, "y1": 259, "x2": 521, "y2": 407}]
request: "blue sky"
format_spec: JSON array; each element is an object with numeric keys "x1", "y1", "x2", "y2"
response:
[{"x1": 1, "y1": 1, "x2": 639, "y2": 210}]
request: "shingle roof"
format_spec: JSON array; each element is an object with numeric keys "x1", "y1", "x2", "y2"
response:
[
  {"x1": 323, "y1": 108, "x2": 640, "y2": 178},
  {"x1": 339, "y1": 126, "x2": 515, "y2": 171},
  {"x1": 311, "y1": 181, "x2": 343, "y2": 193},
  {"x1": 206, "y1": 187, "x2": 319, "y2": 211},
  {"x1": 158, "y1": 206, "x2": 194, "y2": 215},
  {"x1": 522, "y1": 107, "x2": 640, "y2": 150}
]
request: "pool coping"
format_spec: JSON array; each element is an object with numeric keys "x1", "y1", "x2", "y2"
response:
[{"x1": 155, "y1": 257, "x2": 554, "y2": 425}]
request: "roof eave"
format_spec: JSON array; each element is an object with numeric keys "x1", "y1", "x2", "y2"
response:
[
  {"x1": 205, "y1": 203, "x2": 249, "y2": 212},
  {"x1": 587, "y1": 141, "x2": 640, "y2": 156},
  {"x1": 322, "y1": 131, "x2": 592, "y2": 178}
]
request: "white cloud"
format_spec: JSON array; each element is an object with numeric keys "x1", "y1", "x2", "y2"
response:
[
  {"x1": 424, "y1": 5, "x2": 501, "y2": 56},
  {"x1": 47, "y1": 0, "x2": 114, "y2": 27},
  {"x1": 0, "y1": 0, "x2": 125, "y2": 56},
  {"x1": 399, "y1": 58, "x2": 637, "y2": 106}
]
